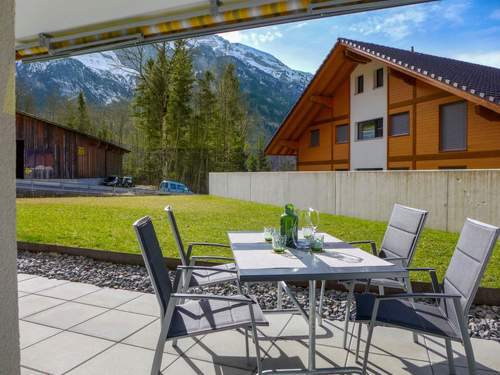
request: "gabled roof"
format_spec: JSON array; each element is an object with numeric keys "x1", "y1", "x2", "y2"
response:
[
  {"x1": 340, "y1": 38, "x2": 500, "y2": 106},
  {"x1": 266, "y1": 37, "x2": 500, "y2": 156},
  {"x1": 16, "y1": 111, "x2": 130, "y2": 153}
]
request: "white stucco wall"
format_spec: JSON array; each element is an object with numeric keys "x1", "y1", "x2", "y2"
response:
[
  {"x1": 0, "y1": 0, "x2": 20, "y2": 373},
  {"x1": 349, "y1": 61, "x2": 387, "y2": 170}
]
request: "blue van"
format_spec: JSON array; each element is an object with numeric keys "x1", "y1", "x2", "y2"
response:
[{"x1": 159, "y1": 180, "x2": 192, "y2": 194}]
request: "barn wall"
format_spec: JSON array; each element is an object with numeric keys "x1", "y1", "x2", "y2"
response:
[{"x1": 16, "y1": 113, "x2": 125, "y2": 178}]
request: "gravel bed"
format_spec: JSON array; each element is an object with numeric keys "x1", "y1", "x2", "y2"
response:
[{"x1": 17, "y1": 250, "x2": 500, "y2": 341}]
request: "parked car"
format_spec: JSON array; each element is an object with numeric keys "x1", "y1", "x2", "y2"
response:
[
  {"x1": 120, "y1": 176, "x2": 134, "y2": 188},
  {"x1": 159, "y1": 180, "x2": 192, "y2": 194},
  {"x1": 103, "y1": 176, "x2": 119, "y2": 187}
]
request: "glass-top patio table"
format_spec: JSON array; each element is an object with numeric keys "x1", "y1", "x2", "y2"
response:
[{"x1": 228, "y1": 231, "x2": 409, "y2": 375}]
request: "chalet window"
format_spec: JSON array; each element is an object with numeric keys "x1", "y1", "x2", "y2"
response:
[
  {"x1": 357, "y1": 118, "x2": 383, "y2": 140},
  {"x1": 440, "y1": 101, "x2": 467, "y2": 151},
  {"x1": 336, "y1": 124, "x2": 349, "y2": 144},
  {"x1": 310, "y1": 129, "x2": 320, "y2": 147},
  {"x1": 390, "y1": 112, "x2": 410, "y2": 136},
  {"x1": 356, "y1": 75, "x2": 364, "y2": 94},
  {"x1": 374, "y1": 68, "x2": 384, "y2": 88}
]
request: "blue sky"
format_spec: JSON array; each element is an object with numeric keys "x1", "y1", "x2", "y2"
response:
[{"x1": 218, "y1": 0, "x2": 500, "y2": 73}]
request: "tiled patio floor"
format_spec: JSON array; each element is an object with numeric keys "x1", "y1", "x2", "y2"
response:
[{"x1": 17, "y1": 274, "x2": 500, "y2": 375}]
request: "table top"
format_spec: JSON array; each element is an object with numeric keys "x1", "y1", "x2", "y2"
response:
[{"x1": 228, "y1": 231, "x2": 407, "y2": 282}]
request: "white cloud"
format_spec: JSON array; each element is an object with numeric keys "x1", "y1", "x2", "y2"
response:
[
  {"x1": 218, "y1": 27, "x2": 283, "y2": 47},
  {"x1": 348, "y1": 0, "x2": 470, "y2": 41},
  {"x1": 454, "y1": 51, "x2": 500, "y2": 69},
  {"x1": 490, "y1": 8, "x2": 500, "y2": 20}
]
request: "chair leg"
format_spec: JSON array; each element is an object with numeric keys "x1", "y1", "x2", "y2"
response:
[
  {"x1": 277, "y1": 281, "x2": 283, "y2": 310},
  {"x1": 404, "y1": 277, "x2": 419, "y2": 344},
  {"x1": 318, "y1": 280, "x2": 326, "y2": 326},
  {"x1": 462, "y1": 333, "x2": 477, "y2": 375},
  {"x1": 245, "y1": 327, "x2": 250, "y2": 366},
  {"x1": 251, "y1": 322, "x2": 263, "y2": 374},
  {"x1": 343, "y1": 282, "x2": 354, "y2": 349},
  {"x1": 355, "y1": 323, "x2": 362, "y2": 362},
  {"x1": 362, "y1": 322, "x2": 376, "y2": 375},
  {"x1": 152, "y1": 318, "x2": 169, "y2": 375},
  {"x1": 445, "y1": 338, "x2": 456, "y2": 375}
]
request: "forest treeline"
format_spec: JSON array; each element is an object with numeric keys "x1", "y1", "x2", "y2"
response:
[{"x1": 16, "y1": 40, "x2": 279, "y2": 193}]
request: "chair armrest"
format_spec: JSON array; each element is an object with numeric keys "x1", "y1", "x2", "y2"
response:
[
  {"x1": 384, "y1": 256, "x2": 407, "y2": 262},
  {"x1": 406, "y1": 268, "x2": 440, "y2": 292},
  {"x1": 177, "y1": 265, "x2": 238, "y2": 274},
  {"x1": 171, "y1": 293, "x2": 253, "y2": 304},
  {"x1": 191, "y1": 256, "x2": 235, "y2": 262},
  {"x1": 376, "y1": 293, "x2": 461, "y2": 301},
  {"x1": 349, "y1": 240, "x2": 378, "y2": 256}
]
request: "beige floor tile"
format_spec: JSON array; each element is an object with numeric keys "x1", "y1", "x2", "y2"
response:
[
  {"x1": 37, "y1": 281, "x2": 100, "y2": 300},
  {"x1": 70, "y1": 309, "x2": 156, "y2": 341},
  {"x1": 116, "y1": 293, "x2": 160, "y2": 317},
  {"x1": 123, "y1": 318, "x2": 199, "y2": 355},
  {"x1": 18, "y1": 277, "x2": 69, "y2": 293},
  {"x1": 352, "y1": 324, "x2": 430, "y2": 361},
  {"x1": 66, "y1": 343, "x2": 178, "y2": 375},
  {"x1": 432, "y1": 363, "x2": 499, "y2": 375},
  {"x1": 18, "y1": 273, "x2": 38, "y2": 282},
  {"x1": 18, "y1": 294, "x2": 66, "y2": 318},
  {"x1": 165, "y1": 356, "x2": 253, "y2": 374},
  {"x1": 21, "y1": 331, "x2": 114, "y2": 375},
  {"x1": 24, "y1": 301, "x2": 107, "y2": 329},
  {"x1": 75, "y1": 287, "x2": 143, "y2": 308},
  {"x1": 346, "y1": 352, "x2": 433, "y2": 375},
  {"x1": 425, "y1": 335, "x2": 500, "y2": 372},
  {"x1": 20, "y1": 367, "x2": 46, "y2": 374},
  {"x1": 19, "y1": 321, "x2": 61, "y2": 349}
]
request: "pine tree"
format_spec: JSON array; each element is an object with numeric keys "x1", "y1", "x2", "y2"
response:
[
  {"x1": 163, "y1": 39, "x2": 194, "y2": 181},
  {"x1": 132, "y1": 44, "x2": 170, "y2": 184},
  {"x1": 216, "y1": 64, "x2": 248, "y2": 172},
  {"x1": 75, "y1": 91, "x2": 92, "y2": 133},
  {"x1": 255, "y1": 134, "x2": 271, "y2": 171}
]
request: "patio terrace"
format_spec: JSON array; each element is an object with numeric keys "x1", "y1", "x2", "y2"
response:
[{"x1": 18, "y1": 273, "x2": 500, "y2": 375}]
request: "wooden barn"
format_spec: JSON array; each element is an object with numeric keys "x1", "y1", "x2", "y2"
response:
[
  {"x1": 16, "y1": 111, "x2": 129, "y2": 179},
  {"x1": 266, "y1": 38, "x2": 500, "y2": 171}
]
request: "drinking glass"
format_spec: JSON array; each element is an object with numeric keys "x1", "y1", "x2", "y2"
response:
[
  {"x1": 302, "y1": 226, "x2": 314, "y2": 240},
  {"x1": 272, "y1": 233, "x2": 287, "y2": 254},
  {"x1": 292, "y1": 224, "x2": 310, "y2": 250},
  {"x1": 263, "y1": 227, "x2": 275, "y2": 242},
  {"x1": 308, "y1": 208, "x2": 320, "y2": 233},
  {"x1": 310, "y1": 233, "x2": 324, "y2": 253}
]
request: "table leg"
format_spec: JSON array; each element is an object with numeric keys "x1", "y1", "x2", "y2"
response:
[{"x1": 308, "y1": 280, "x2": 316, "y2": 371}]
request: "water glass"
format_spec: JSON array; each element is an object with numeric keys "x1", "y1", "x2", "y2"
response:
[
  {"x1": 263, "y1": 227, "x2": 275, "y2": 242},
  {"x1": 272, "y1": 233, "x2": 287, "y2": 254},
  {"x1": 310, "y1": 233, "x2": 324, "y2": 253},
  {"x1": 302, "y1": 226, "x2": 314, "y2": 240}
]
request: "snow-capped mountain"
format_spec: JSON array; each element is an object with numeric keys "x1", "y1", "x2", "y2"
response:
[{"x1": 16, "y1": 35, "x2": 312, "y2": 136}]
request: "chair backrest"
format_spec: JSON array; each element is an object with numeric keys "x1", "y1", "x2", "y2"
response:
[
  {"x1": 165, "y1": 206, "x2": 188, "y2": 266},
  {"x1": 379, "y1": 204, "x2": 428, "y2": 266},
  {"x1": 442, "y1": 218, "x2": 499, "y2": 323},
  {"x1": 133, "y1": 216, "x2": 172, "y2": 318}
]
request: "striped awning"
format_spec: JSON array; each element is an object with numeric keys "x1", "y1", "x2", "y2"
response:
[{"x1": 16, "y1": 0, "x2": 434, "y2": 62}]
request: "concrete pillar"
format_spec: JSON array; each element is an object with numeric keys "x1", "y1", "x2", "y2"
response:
[{"x1": 0, "y1": 0, "x2": 21, "y2": 373}]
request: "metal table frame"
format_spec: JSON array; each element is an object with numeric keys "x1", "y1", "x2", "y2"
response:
[{"x1": 228, "y1": 231, "x2": 408, "y2": 375}]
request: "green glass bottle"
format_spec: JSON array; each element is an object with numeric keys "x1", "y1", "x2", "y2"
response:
[{"x1": 280, "y1": 203, "x2": 298, "y2": 248}]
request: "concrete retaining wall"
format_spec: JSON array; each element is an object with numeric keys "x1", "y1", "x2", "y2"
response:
[{"x1": 209, "y1": 170, "x2": 500, "y2": 232}]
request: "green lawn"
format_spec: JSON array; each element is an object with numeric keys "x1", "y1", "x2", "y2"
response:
[{"x1": 16, "y1": 195, "x2": 500, "y2": 288}]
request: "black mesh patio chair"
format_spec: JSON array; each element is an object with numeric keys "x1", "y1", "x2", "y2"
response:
[
  {"x1": 321, "y1": 203, "x2": 428, "y2": 347},
  {"x1": 354, "y1": 218, "x2": 499, "y2": 375},
  {"x1": 165, "y1": 205, "x2": 241, "y2": 293},
  {"x1": 133, "y1": 216, "x2": 268, "y2": 375}
]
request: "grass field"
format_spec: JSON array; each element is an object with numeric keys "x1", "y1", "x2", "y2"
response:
[{"x1": 16, "y1": 195, "x2": 500, "y2": 288}]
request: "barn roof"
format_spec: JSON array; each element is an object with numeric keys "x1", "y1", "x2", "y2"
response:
[
  {"x1": 16, "y1": 111, "x2": 130, "y2": 152},
  {"x1": 266, "y1": 37, "x2": 500, "y2": 156}
]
